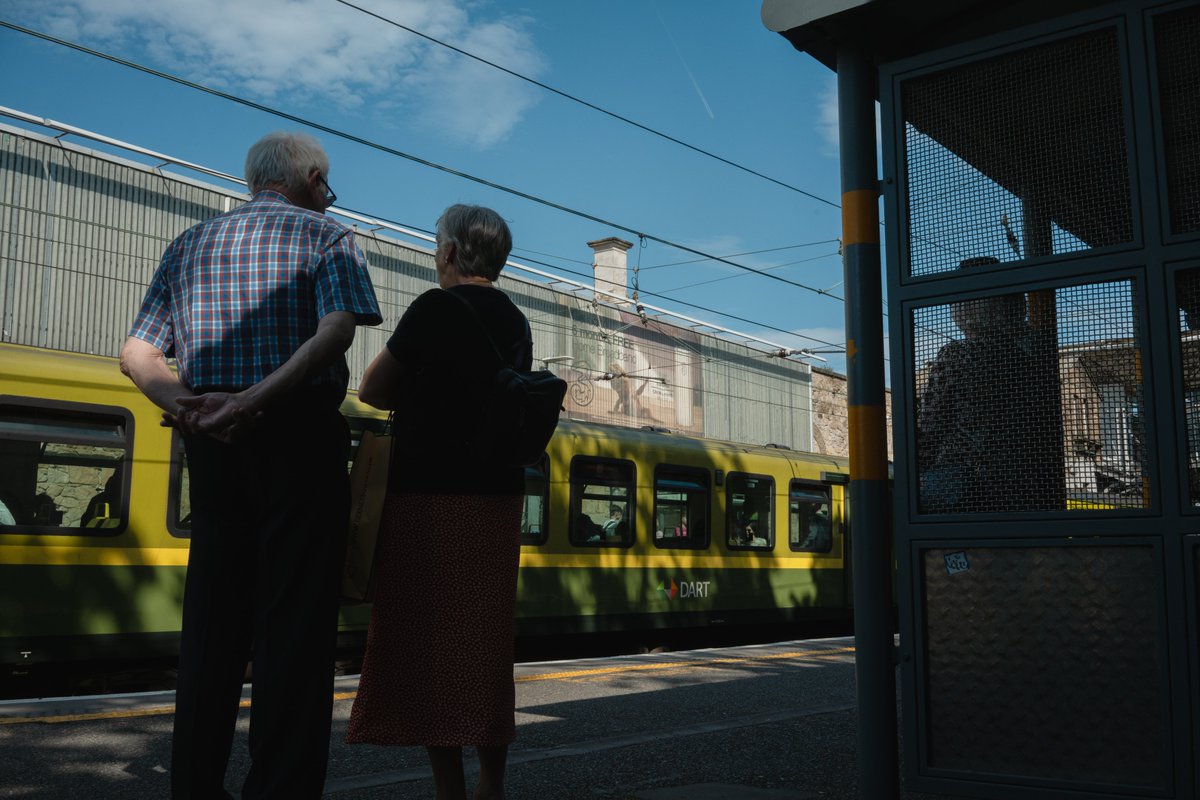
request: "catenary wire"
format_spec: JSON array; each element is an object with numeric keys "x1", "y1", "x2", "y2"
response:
[
  {"x1": 638, "y1": 240, "x2": 842, "y2": 271},
  {"x1": 332, "y1": 0, "x2": 841, "y2": 210},
  {"x1": 321, "y1": 204, "x2": 850, "y2": 351},
  {"x1": 511, "y1": 253, "x2": 846, "y2": 351},
  {"x1": 0, "y1": 248, "x2": 870, "y2": 418},
  {"x1": 0, "y1": 202, "x2": 847, "y2": 354},
  {"x1": 0, "y1": 21, "x2": 846, "y2": 302},
  {"x1": 344, "y1": 288, "x2": 856, "y2": 411},
  {"x1": 661, "y1": 251, "x2": 842, "y2": 295}
]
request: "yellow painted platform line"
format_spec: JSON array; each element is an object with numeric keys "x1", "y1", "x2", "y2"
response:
[
  {"x1": 0, "y1": 697, "x2": 243, "y2": 726},
  {"x1": 0, "y1": 690, "x2": 366, "y2": 726},
  {"x1": 0, "y1": 649, "x2": 854, "y2": 725},
  {"x1": 515, "y1": 645, "x2": 856, "y2": 683}
]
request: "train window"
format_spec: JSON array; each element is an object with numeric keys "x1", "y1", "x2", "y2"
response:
[
  {"x1": 653, "y1": 466, "x2": 709, "y2": 550},
  {"x1": 726, "y1": 473, "x2": 774, "y2": 551},
  {"x1": 569, "y1": 457, "x2": 635, "y2": 547},
  {"x1": 521, "y1": 455, "x2": 549, "y2": 546},
  {"x1": 789, "y1": 482, "x2": 832, "y2": 553},
  {"x1": 0, "y1": 399, "x2": 132, "y2": 536},
  {"x1": 167, "y1": 431, "x2": 191, "y2": 538}
]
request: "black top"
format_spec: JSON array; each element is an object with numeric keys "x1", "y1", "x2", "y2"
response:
[{"x1": 386, "y1": 285, "x2": 533, "y2": 495}]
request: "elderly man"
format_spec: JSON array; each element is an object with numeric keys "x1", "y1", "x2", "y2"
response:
[{"x1": 121, "y1": 131, "x2": 381, "y2": 799}]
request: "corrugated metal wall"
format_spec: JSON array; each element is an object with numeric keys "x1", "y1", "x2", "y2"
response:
[{"x1": 0, "y1": 124, "x2": 813, "y2": 450}]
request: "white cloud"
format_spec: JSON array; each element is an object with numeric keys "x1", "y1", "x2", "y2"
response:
[
  {"x1": 815, "y1": 74, "x2": 882, "y2": 160},
  {"x1": 13, "y1": 0, "x2": 545, "y2": 149},
  {"x1": 817, "y1": 77, "x2": 841, "y2": 156}
]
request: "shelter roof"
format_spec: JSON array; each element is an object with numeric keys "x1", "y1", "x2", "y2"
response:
[
  {"x1": 761, "y1": 0, "x2": 1109, "y2": 72},
  {"x1": 761, "y1": 0, "x2": 1128, "y2": 250}
]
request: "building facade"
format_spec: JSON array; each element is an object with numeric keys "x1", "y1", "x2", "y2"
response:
[{"x1": 0, "y1": 122, "x2": 830, "y2": 452}]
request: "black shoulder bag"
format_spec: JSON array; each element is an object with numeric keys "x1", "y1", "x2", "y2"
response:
[{"x1": 446, "y1": 290, "x2": 568, "y2": 467}]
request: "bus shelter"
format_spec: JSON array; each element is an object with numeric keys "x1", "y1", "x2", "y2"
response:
[{"x1": 765, "y1": 1, "x2": 1200, "y2": 798}]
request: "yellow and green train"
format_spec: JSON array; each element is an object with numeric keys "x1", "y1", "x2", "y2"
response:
[{"x1": 0, "y1": 343, "x2": 855, "y2": 672}]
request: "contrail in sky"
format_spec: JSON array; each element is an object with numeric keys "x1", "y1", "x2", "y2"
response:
[{"x1": 652, "y1": 1, "x2": 715, "y2": 120}]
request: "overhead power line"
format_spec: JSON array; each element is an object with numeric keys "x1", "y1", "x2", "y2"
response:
[
  {"x1": 0, "y1": 20, "x2": 845, "y2": 303},
  {"x1": 333, "y1": 0, "x2": 841, "y2": 210},
  {"x1": 639, "y1": 239, "x2": 842, "y2": 271},
  {"x1": 321, "y1": 203, "x2": 847, "y2": 352},
  {"x1": 509, "y1": 252, "x2": 845, "y2": 352},
  {"x1": 662, "y1": 251, "x2": 842, "y2": 295},
  {"x1": 0, "y1": 108, "x2": 845, "y2": 357}
]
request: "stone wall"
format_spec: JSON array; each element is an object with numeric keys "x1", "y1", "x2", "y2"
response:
[
  {"x1": 37, "y1": 463, "x2": 112, "y2": 527},
  {"x1": 811, "y1": 368, "x2": 894, "y2": 463}
]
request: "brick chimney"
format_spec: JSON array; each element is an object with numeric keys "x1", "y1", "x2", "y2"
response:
[{"x1": 588, "y1": 237, "x2": 633, "y2": 304}]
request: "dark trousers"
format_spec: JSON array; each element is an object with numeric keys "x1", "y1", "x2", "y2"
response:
[{"x1": 171, "y1": 403, "x2": 350, "y2": 800}]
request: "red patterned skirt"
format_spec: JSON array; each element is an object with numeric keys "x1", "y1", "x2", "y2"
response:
[{"x1": 346, "y1": 492, "x2": 523, "y2": 747}]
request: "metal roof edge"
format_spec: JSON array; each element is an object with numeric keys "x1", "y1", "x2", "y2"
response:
[{"x1": 761, "y1": 0, "x2": 875, "y2": 33}]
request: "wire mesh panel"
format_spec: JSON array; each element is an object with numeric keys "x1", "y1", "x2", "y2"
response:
[
  {"x1": 921, "y1": 544, "x2": 1168, "y2": 790},
  {"x1": 913, "y1": 278, "x2": 1146, "y2": 513},
  {"x1": 902, "y1": 27, "x2": 1134, "y2": 277},
  {"x1": 1179, "y1": 268, "x2": 1200, "y2": 507},
  {"x1": 1155, "y1": 4, "x2": 1200, "y2": 236}
]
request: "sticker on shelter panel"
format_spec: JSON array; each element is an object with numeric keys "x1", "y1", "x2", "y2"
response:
[{"x1": 944, "y1": 551, "x2": 970, "y2": 575}]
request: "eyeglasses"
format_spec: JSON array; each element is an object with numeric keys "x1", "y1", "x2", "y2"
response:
[{"x1": 318, "y1": 175, "x2": 337, "y2": 206}]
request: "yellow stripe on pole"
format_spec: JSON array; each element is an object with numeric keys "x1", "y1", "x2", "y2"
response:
[
  {"x1": 841, "y1": 189, "x2": 879, "y2": 246},
  {"x1": 848, "y1": 405, "x2": 889, "y2": 481}
]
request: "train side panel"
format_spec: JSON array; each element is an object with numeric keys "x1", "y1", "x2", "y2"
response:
[
  {"x1": 2, "y1": 343, "x2": 854, "y2": 669},
  {"x1": 514, "y1": 424, "x2": 851, "y2": 634},
  {"x1": 0, "y1": 344, "x2": 187, "y2": 666}
]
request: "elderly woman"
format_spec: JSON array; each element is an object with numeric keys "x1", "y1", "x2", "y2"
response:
[{"x1": 347, "y1": 205, "x2": 531, "y2": 800}]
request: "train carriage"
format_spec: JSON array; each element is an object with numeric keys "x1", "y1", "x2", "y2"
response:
[{"x1": 0, "y1": 342, "x2": 853, "y2": 673}]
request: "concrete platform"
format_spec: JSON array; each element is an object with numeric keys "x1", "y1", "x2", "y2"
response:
[{"x1": 0, "y1": 637, "x2": 965, "y2": 799}]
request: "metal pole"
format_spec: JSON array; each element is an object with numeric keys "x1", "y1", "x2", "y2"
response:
[{"x1": 837, "y1": 43, "x2": 899, "y2": 799}]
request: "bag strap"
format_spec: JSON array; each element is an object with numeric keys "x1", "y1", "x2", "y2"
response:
[{"x1": 442, "y1": 288, "x2": 528, "y2": 371}]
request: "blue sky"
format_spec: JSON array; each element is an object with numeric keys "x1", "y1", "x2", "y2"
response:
[{"x1": 0, "y1": 0, "x2": 860, "y2": 372}]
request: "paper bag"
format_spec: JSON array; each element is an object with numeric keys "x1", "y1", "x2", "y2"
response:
[{"x1": 342, "y1": 428, "x2": 391, "y2": 604}]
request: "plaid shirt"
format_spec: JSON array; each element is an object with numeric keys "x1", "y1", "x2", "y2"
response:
[{"x1": 130, "y1": 191, "x2": 382, "y2": 394}]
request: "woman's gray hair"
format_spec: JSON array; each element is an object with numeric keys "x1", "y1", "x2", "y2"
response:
[
  {"x1": 436, "y1": 205, "x2": 512, "y2": 281},
  {"x1": 244, "y1": 132, "x2": 330, "y2": 195}
]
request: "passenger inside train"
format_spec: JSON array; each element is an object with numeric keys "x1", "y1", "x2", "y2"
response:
[{"x1": 80, "y1": 472, "x2": 122, "y2": 528}]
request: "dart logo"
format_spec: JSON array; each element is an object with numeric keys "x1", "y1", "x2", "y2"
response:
[{"x1": 657, "y1": 579, "x2": 711, "y2": 601}]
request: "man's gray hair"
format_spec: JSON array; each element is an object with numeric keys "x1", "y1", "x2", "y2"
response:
[
  {"x1": 244, "y1": 131, "x2": 330, "y2": 195},
  {"x1": 436, "y1": 204, "x2": 512, "y2": 281}
]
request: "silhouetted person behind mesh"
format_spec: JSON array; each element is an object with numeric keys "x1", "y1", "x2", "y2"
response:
[{"x1": 918, "y1": 256, "x2": 1061, "y2": 513}]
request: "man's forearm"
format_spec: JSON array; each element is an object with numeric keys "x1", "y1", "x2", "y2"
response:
[{"x1": 119, "y1": 337, "x2": 191, "y2": 415}]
